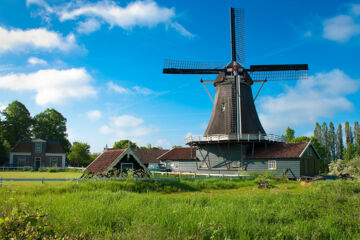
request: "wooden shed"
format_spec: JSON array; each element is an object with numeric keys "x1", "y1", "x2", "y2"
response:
[
  {"x1": 244, "y1": 142, "x2": 320, "y2": 178},
  {"x1": 158, "y1": 147, "x2": 199, "y2": 172},
  {"x1": 86, "y1": 148, "x2": 150, "y2": 176}
]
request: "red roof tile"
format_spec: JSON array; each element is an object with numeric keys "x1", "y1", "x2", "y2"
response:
[
  {"x1": 86, "y1": 149, "x2": 125, "y2": 173},
  {"x1": 158, "y1": 147, "x2": 196, "y2": 161},
  {"x1": 245, "y1": 142, "x2": 310, "y2": 159},
  {"x1": 132, "y1": 149, "x2": 168, "y2": 164},
  {"x1": 11, "y1": 140, "x2": 65, "y2": 154}
]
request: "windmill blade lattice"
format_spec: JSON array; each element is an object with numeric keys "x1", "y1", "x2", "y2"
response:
[
  {"x1": 163, "y1": 59, "x2": 225, "y2": 74},
  {"x1": 230, "y1": 8, "x2": 245, "y2": 64}
]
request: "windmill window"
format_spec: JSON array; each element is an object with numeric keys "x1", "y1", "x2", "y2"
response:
[
  {"x1": 221, "y1": 103, "x2": 226, "y2": 112},
  {"x1": 268, "y1": 160, "x2": 277, "y2": 170}
]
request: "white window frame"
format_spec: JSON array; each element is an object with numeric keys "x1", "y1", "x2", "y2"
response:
[
  {"x1": 121, "y1": 163, "x2": 133, "y2": 173},
  {"x1": 268, "y1": 160, "x2": 277, "y2": 170},
  {"x1": 50, "y1": 157, "x2": 58, "y2": 168},
  {"x1": 35, "y1": 143, "x2": 42, "y2": 153},
  {"x1": 18, "y1": 157, "x2": 26, "y2": 167}
]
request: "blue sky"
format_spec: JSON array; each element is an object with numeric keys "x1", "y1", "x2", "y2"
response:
[{"x1": 0, "y1": 0, "x2": 359, "y2": 152}]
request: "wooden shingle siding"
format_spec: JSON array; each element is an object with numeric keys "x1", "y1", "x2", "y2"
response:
[{"x1": 243, "y1": 159, "x2": 300, "y2": 178}]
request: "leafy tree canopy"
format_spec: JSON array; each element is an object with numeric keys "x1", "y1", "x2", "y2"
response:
[
  {"x1": 113, "y1": 140, "x2": 137, "y2": 149},
  {"x1": 1, "y1": 101, "x2": 32, "y2": 146},
  {"x1": 67, "y1": 142, "x2": 92, "y2": 167},
  {"x1": 139, "y1": 144, "x2": 163, "y2": 149},
  {"x1": 32, "y1": 108, "x2": 71, "y2": 152}
]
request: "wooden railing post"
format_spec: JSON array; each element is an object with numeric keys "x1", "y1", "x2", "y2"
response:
[{"x1": 41, "y1": 177, "x2": 44, "y2": 184}]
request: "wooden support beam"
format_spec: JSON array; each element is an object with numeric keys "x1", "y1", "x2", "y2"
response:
[
  {"x1": 200, "y1": 78, "x2": 214, "y2": 104},
  {"x1": 253, "y1": 78, "x2": 267, "y2": 102}
]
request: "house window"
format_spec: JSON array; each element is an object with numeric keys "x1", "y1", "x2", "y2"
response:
[
  {"x1": 121, "y1": 163, "x2": 133, "y2": 173},
  {"x1": 18, "y1": 157, "x2": 26, "y2": 167},
  {"x1": 268, "y1": 160, "x2": 277, "y2": 170},
  {"x1": 35, "y1": 143, "x2": 42, "y2": 153},
  {"x1": 50, "y1": 157, "x2": 58, "y2": 168}
]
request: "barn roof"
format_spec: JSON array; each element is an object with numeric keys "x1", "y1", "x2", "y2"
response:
[
  {"x1": 11, "y1": 140, "x2": 65, "y2": 153},
  {"x1": 158, "y1": 147, "x2": 196, "y2": 161},
  {"x1": 245, "y1": 142, "x2": 319, "y2": 159},
  {"x1": 132, "y1": 149, "x2": 168, "y2": 164},
  {"x1": 86, "y1": 149, "x2": 125, "y2": 173}
]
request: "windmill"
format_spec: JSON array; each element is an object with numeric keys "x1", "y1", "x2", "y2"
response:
[{"x1": 162, "y1": 8, "x2": 308, "y2": 172}]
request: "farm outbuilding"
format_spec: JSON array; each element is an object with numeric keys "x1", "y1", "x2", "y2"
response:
[
  {"x1": 86, "y1": 148, "x2": 150, "y2": 176},
  {"x1": 158, "y1": 147, "x2": 199, "y2": 172},
  {"x1": 243, "y1": 142, "x2": 320, "y2": 178},
  {"x1": 132, "y1": 149, "x2": 168, "y2": 169}
]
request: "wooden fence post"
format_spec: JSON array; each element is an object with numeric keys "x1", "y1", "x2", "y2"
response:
[
  {"x1": 0, "y1": 177, "x2": 2, "y2": 188},
  {"x1": 41, "y1": 177, "x2": 44, "y2": 184}
]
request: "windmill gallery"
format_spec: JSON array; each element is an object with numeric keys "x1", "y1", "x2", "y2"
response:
[{"x1": 161, "y1": 8, "x2": 320, "y2": 178}]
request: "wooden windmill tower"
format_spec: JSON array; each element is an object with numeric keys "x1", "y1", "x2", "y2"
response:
[{"x1": 163, "y1": 8, "x2": 308, "y2": 172}]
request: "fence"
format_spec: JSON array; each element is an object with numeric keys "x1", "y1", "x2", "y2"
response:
[{"x1": 0, "y1": 174, "x2": 253, "y2": 187}]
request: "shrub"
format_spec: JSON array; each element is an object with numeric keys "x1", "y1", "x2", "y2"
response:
[{"x1": 329, "y1": 157, "x2": 360, "y2": 178}]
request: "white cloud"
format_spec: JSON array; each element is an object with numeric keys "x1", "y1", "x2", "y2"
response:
[
  {"x1": 107, "y1": 81, "x2": 162, "y2": 96},
  {"x1": 107, "y1": 81, "x2": 132, "y2": 94},
  {"x1": 323, "y1": 15, "x2": 360, "y2": 42},
  {"x1": 352, "y1": 4, "x2": 360, "y2": 15},
  {"x1": 28, "y1": 0, "x2": 192, "y2": 37},
  {"x1": 28, "y1": 57, "x2": 48, "y2": 66},
  {"x1": 0, "y1": 68, "x2": 97, "y2": 105},
  {"x1": 87, "y1": 110, "x2": 102, "y2": 120},
  {"x1": 77, "y1": 18, "x2": 101, "y2": 34},
  {"x1": 0, "y1": 26, "x2": 77, "y2": 53},
  {"x1": 99, "y1": 114, "x2": 153, "y2": 139},
  {"x1": 156, "y1": 139, "x2": 171, "y2": 148},
  {"x1": 258, "y1": 69, "x2": 360, "y2": 134}
]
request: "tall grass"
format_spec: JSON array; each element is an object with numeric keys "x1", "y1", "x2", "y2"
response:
[{"x1": 1, "y1": 179, "x2": 359, "y2": 239}]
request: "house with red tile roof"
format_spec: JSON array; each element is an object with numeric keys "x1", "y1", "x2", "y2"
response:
[
  {"x1": 86, "y1": 148, "x2": 150, "y2": 176},
  {"x1": 132, "y1": 149, "x2": 168, "y2": 169},
  {"x1": 10, "y1": 139, "x2": 66, "y2": 170}
]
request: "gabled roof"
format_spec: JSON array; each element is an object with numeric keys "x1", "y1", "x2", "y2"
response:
[
  {"x1": 86, "y1": 148, "x2": 150, "y2": 174},
  {"x1": 158, "y1": 147, "x2": 196, "y2": 161},
  {"x1": 86, "y1": 149, "x2": 125, "y2": 173},
  {"x1": 244, "y1": 142, "x2": 320, "y2": 159},
  {"x1": 132, "y1": 149, "x2": 168, "y2": 164},
  {"x1": 11, "y1": 140, "x2": 65, "y2": 154}
]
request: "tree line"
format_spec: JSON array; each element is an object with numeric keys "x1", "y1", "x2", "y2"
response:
[
  {"x1": 284, "y1": 121, "x2": 360, "y2": 165},
  {"x1": 0, "y1": 101, "x2": 70, "y2": 165}
]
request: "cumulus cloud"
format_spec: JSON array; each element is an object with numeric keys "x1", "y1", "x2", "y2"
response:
[
  {"x1": 258, "y1": 69, "x2": 359, "y2": 133},
  {"x1": 87, "y1": 110, "x2": 102, "y2": 120},
  {"x1": 28, "y1": 57, "x2": 48, "y2": 66},
  {"x1": 322, "y1": 3, "x2": 360, "y2": 42},
  {"x1": 0, "y1": 26, "x2": 77, "y2": 53},
  {"x1": 99, "y1": 114, "x2": 153, "y2": 139},
  {"x1": 27, "y1": 0, "x2": 193, "y2": 37},
  {"x1": 0, "y1": 68, "x2": 97, "y2": 105},
  {"x1": 107, "y1": 81, "x2": 162, "y2": 96},
  {"x1": 77, "y1": 18, "x2": 101, "y2": 34}
]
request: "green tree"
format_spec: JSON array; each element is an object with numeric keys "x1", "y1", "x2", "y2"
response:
[
  {"x1": 314, "y1": 122, "x2": 321, "y2": 141},
  {"x1": 354, "y1": 121, "x2": 360, "y2": 155},
  {"x1": 310, "y1": 137, "x2": 328, "y2": 173},
  {"x1": 336, "y1": 123, "x2": 344, "y2": 160},
  {"x1": 0, "y1": 140, "x2": 11, "y2": 165},
  {"x1": 290, "y1": 136, "x2": 310, "y2": 143},
  {"x1": 345, "y1": 122, "x2": 353, "y2": 144},
  {"x1": 139, "y1": 144, "x2": 163, "y2": 149},
  {"x1": 32, "y1": 108, "x2": 71, "y2": 152},
  {"x1": 328, "y1": 122, "x2": 336, "y2": 161},
  {"x1": 113, "y1": 140, "x2": 137, "y2": 149},
  {"x1": 284, "y1": 126, "x2": 295, "y2": 143},
  {"x1": 172, "y1": 145, "x2": 183, "y2": 149},
  {"x1": 67, "y1": 142, "x2": 92, "y2": 167},
  {"x1": 343, "y1": 143, "x2": 356, "y2": 162},
  {"x1": 90, "y1": 152, "x2": 101, "y2": 162},
  {"x1": 1, "y1": 101, "x2": 32, "y2": 146}
]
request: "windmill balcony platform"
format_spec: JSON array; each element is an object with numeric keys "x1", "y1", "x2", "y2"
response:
[{"x1": 185, "y1": 133, "x2": 285, "y2": 145}]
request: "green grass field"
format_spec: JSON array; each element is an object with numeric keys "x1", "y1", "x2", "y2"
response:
[
  {"x1": 0, "y1": 171, "x2": 83, "y2": 188},
  {"x1": 1, "y1": 172, "x2": 359, "y2": 239}
]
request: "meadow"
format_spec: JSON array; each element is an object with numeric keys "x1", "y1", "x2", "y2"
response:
[{"x1": 1, "y1": 172, "x2": 360, "y2": 239}]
